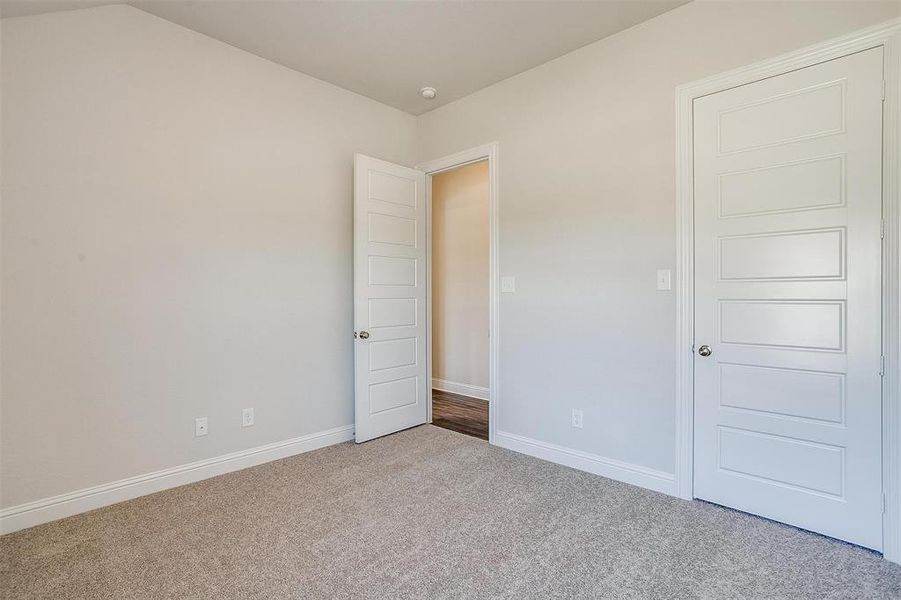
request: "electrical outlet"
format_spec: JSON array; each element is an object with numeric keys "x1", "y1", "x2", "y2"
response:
[
  {"x1": 242, "y1": 408, "x2": 254, "y2": 427},
  {"x1": 571, "y1": 409, "x2": 583, "y2": 429},
  {"x1": 195, "y1": 417, "x2": 208, "y2": 437}
]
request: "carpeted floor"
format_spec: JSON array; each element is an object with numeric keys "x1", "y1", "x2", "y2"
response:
[{"x1": 2, "y1": 425, "x2": 900, "y2": 599}]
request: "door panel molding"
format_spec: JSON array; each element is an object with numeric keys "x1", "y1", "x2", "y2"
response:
[{"x1": 675, "y1": 18, "x2": 901, "y2": 563}]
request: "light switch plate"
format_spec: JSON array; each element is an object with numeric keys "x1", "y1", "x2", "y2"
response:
[
  {"x1": 656, "y1": 269, "x2": 672, "y2": 291},
  {"x1": 500, "y1": 276, "x2": 516, "y2": 293}
]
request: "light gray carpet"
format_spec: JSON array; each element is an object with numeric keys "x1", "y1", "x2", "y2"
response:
[{"x1": 2, "y1": 425, "x2": 900, "y2": 599}]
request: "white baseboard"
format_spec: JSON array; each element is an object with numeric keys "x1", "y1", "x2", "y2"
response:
[
  {"x1": 0, "y1": 424, "x2": 354, "y2": 535},
  {"x1": 432, "y1": 377, "x2": 489, "y2": 401},
  {"x1": 494, "y1": 430, "x2": 677, "y2": 496}
]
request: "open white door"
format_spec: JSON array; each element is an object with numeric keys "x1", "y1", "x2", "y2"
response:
[{"x1": 353, "y1": 154, "x2": 428, "y2": 443}]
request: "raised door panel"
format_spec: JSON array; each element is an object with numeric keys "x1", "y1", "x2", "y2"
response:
[
  {"x1": 718, "y1": 79, "x2": 845, "y2": 154},
  {"x1": 718, "y1": 228, "x2": 845, "y2": 281}
]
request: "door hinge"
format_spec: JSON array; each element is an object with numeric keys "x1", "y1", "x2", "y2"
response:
[
  {"x1": 883, "y1": 79, "x2": 887, "y2": 101},
  {"x1": 881, "y1": 218, "x2": 886, "y2": 240},
  {"x1": 880, "y1": 355, "x2": 886, "y2": 377}
]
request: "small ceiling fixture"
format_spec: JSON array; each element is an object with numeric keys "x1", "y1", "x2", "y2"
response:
[{"x1": 419, "y1": 86, "x2": 437, "y2": 100}]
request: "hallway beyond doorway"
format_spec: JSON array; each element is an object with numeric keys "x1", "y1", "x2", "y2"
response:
[{"x1": 432, "y1": 389, "x2": 488, "y2": 440}]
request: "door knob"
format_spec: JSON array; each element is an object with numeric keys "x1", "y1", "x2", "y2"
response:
[
  {"x1": 358, "y1": 330, "x2": 370, "y2": 340},
  {"x1": 697, "y1": 344, "x2": 712, "y2": 357}
]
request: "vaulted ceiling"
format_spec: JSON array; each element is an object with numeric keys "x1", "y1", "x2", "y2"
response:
[{"x1": 0, "y1": 1, "x2": 689, "y2": 114}]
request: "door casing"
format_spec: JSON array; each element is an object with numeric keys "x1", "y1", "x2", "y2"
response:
[
  {"x1": 416, "y1": 143, "x2": 499, "y2": 443},
  {"x1": 675, "y1": 18, "x2": 901, "y2": 563}
]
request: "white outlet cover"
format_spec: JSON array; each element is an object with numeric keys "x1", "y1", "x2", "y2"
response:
[
  {"x1": 195, "y1": 417, "x2": 208, "y2": 437},
  {"x1": 242, "y1": 408, "x2": 254, "y2": 427},
  {"x1": 500, "y1": 276, "x2": 516, "y2": 293},
  {"x1": 571, "y1": 409, "x2": 583, "y2": 429}
]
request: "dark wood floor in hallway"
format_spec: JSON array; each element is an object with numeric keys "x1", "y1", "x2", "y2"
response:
[{"x1": 432, "y1": 389, "x2": 488, "y2": 440}]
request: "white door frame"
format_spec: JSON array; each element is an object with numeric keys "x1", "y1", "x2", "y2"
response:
[
  {"x1": 675, "y1": 19, "x2": 901, "y2": 563},
  {"x1": 416, "y1": 143, "x2": 499, "y2": 444}
]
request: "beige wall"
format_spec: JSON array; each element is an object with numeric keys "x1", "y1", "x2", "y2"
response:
[
  {"x1": 0, "y1": 5, "x2": 416, "y2": 508},
  {"x1": 431, "y1": 161, "x2": 489, "y2": 390},
  {"x1": 417, "y1": 0, "x2": 901, "y2": 474}
]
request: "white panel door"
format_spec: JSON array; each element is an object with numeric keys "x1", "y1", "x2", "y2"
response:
[
  {"x1": 693, "y1": 48, "x2": 884, "y2": 549},
  {"x1": 354, "y1": 154, "x2": 428, "y2": 442}
]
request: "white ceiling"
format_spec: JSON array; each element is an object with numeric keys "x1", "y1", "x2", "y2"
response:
[{"x1": 0, "y1": 1, "x2": 688, "y2": 115}]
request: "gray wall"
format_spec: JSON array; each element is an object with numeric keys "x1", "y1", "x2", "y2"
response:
[
  {"x1": 416, "y1": 0, "x2": 900, "y2": 475},
  {"x1": 0, "y1": 5, "x2": 416, "y2": 508}
]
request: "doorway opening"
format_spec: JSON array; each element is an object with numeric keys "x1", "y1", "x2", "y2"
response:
[{"x1": 429, "y1": 160, "x2": 490, "y2": 440}]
